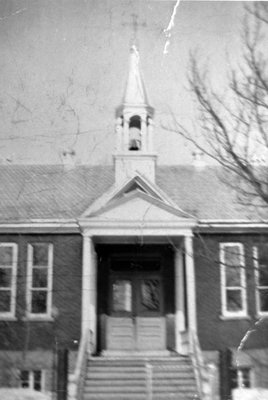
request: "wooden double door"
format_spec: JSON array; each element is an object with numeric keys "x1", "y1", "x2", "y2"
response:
[{"x1": 107, "y1": 270, "x2": 166, "y2": 351}]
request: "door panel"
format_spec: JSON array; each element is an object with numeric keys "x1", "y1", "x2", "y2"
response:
[
  {"x1": 107, "y1": 267, "x2": 166, "y2": 351},
  {"x1": 136, "y1": 317, "x2": 166, "y2": 350},
  {"x1": 107, "y1": 317, "x2": 135, "y2": 350}
]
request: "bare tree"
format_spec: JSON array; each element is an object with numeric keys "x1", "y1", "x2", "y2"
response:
[{"x1": 171, "y1": 3, "x2": 268, "y2": 213}]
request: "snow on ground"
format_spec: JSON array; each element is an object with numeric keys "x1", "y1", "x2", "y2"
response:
[
  {"x1": 0, "y1": 389, "x2": 51, "y2": 400},
  {"x1": 233, "y1": 388, "x2": 268, "y2": 400}
]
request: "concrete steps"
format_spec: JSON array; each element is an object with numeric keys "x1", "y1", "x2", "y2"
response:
[{"x1": 82, "y1": 356, "x2": 200, "y2": 400}]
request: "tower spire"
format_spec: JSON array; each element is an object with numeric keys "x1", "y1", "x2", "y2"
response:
[
  {"x1": 123, "y1": 44, "x2": 149, "y2": 106},
  {"x1": 114, "y1": 46, "x2": 156, "y2": 185}
]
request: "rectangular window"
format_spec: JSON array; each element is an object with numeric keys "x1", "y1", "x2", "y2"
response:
[
  {"x1": 0, "y1": 243, "x2": 18, "y2": 318},
  {"x1": 20, "y1": 370, "x2": 44, "y2": 391},
  {"x1": 112, "y1": 280, "x2": 132, "y2": 312},
  {"x1": 27, "y1": 243, "x2": 53, "y2": 318},
  {"x1": 254, "y1": 244, "x2": 268, "y2": 315},
  {"x1": 220, "y1": 243, "x2": 247, "y2": 317},
  {"x1": 231, "y1": 367, "x2": 251, "y2": 389}
]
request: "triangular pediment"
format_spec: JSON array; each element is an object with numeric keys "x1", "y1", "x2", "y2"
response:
[
  {"x1": 89, "y1": 190, "x2": 190, "y2": 222},
  {"x1": 81, "y1": 174, "x2": 180, "y2": 218}
]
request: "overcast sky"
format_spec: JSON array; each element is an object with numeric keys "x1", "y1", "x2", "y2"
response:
[{"x1": 0, "y1": 0, "x2": 245, "y2": 165}]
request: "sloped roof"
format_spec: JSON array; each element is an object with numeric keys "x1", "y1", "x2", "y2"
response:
[{"x1": 0, "y1": 164, "x2": 266, "y2": 222}]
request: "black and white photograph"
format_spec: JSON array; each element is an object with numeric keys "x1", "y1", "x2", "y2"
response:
[{"x1": 0, "y1": 1, "x2": 268, "y2": 399}]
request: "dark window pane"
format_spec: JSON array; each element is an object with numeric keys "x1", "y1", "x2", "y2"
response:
[
  {"x1": 33, "y1": 370, "x2": 42, "y2": 391},
  {"x1": 20, "y1": 370, "x2": 29, "y2": 388},
  {"x1": 259, "y1": 289, "x2": 268, "y2": 312},
  {"x1": 113, "y1": 280, "x2": 132, "y2": 312},
  {"x1": 230, "y1": 369, "x2": 238, "y2": 389},
  {"x1": 259, "y1": 265, "x2": 268, "y2": 287},
  {"x1": 241, "y1": 368, "x2": 251, "y2": 388},
  {"x1": 224, "y1": 245, "x2": 241, "y2": 267},
  {"x1": 32, "y1": 244, "x2": 49, "y2": 266},
  {"x1": 111, "y1": 258, "x2": 160, "y2": 271},
  {"x1": 0, "y1": 290, "x2": 11, "y2": 312},
  {"x1": 226, "y1": 289, "x2": 242, "y2": 311},
  {"x1": 226, "y1": 266, "x2": 241, "y2": 287},
  {"x1": 0, "y1": 268, "x2": 12, "y2": 288},
  {"x1": 0, "y1": 246, "x2": 13, "y2": 265},
  {"x1": 32, "y1": 268, "x2": 48, "y2": 288},
  {"x1": 141, "y1": 279, "x2": 160, "y2": 311},
  {"x1": 31, "y1": 291, "x2": 47, "y2": 313},
  {"x1": 258, "y1": 245, "x2": 268, "y2": 286}
]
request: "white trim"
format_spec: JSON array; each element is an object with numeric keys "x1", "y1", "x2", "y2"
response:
[
  {"x1": 82, "y1": 173, "x2": 181, "y2": 218},
  {"x1": 82, "y1": 235, "x2": 97, "y2": 353},
  {"x1": 0, "y1": 221, "x2": 78, "y2": 233},
  {"x1": 26, "y1": 243, "x2": 53, "y2": 319},
  {"x1": 198, "y1": 222, "x2": 268, "y2": 234},
  {"x1": 200, "y1": 220, "x2": 268, "y2": 224},
  {"x1": 220, "y1": 243, "x2": 248, "y2": 318},
  {"x1": 185, "y1": 235, "x2": 197, "y2": 332},
  {"x1": 0, "y1": 243, "x2": 18, "y2": 319},
  {"x1": 253, "y1": 245, "x2": 268, "y2": 317},
  {"x1": 82, "y1": 235, "x2": 91, "y2": 334},
  {"x1": 79, "y1": 220, "x2": 196, "y2": 238},
  {"x1": 89, "y1": 189, "x2": 191, "y2": 219},
  {"x1": 175, "y1": 247, "x2": 185, "y2": 353}
]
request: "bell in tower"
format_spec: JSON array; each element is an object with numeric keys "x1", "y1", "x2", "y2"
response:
[
  {"x1": 128, "y1": 115, "x2": 141, "y2": 151},
  {"x1": 114, "y1": 45, "x2": 157, "y2": 185}
]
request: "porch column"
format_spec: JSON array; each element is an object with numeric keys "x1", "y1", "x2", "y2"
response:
[
  {"x1": 184, "y1": 235, "x2": 197, "y2": 333},
  {"x1": 175, "y1": 246, "x2": 186, "y2": 353},
  {"x1": 82, "y1": 234, "x2": 97, "y2": 352}
]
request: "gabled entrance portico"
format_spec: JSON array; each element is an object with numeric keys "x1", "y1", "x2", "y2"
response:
[{"x1": 78, "y1": 175, "x2": 197, "y2": 355}]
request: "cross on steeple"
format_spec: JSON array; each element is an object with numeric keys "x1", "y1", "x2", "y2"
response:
[{"x1": 122, "y1": 13, "x2": 147, "y2": 46}]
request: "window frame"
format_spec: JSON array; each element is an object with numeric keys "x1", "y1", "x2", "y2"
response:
[
  {"x1": 0, "y1": 243, "x2": 18, "y2": 319},
  {"x1": 253, "y1": 245, "x2": 268, "y2": 316},
  {"x1": 26, "y1": 243, "x2": 53, "y2": 319},
  {"x1": 20, "y1": 369, "x2": 45, "y2": 391},
  {"x1": 231, "y1": 367, "x2": 253, "y2": 389},
  {"x1": 220, "y1": 242, "x2": 247, "y2": 318}
]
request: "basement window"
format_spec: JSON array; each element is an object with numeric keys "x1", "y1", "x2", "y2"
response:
[
  {"x1": 220, "y1": 243, "x2": 247, "y2": 317},
  {"x1": 20, "y1": 370, "x2": 44, "y2": 391},
  {"x1": 231, "y1": 367, "x2": 252, "y2": 389}
]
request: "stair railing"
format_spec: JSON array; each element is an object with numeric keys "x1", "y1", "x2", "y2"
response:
[
  {"x1": 69, "y1": 328, "x2": 91, "y2": 400},
  {"x1": 189, "y1": 330, "x2": 211, "y2": 400}
]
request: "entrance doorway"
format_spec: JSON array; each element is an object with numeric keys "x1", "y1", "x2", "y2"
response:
[{"x1": 107, "y1": 257, "x2": 166, "y2": 351}]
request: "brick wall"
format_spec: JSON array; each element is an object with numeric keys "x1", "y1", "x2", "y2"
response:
[
  {"x1": 0, "y1": 234, "x2": 82, "y2": 352},
  {"x1": 194, "y1": 233, "x2": 268, "y2": 351}
]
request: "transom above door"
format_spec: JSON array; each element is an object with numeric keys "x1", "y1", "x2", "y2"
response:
[{"x1": 106, "y1": 257, "x2": 166, "y2": 351}]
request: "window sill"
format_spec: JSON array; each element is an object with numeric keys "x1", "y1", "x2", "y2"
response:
[
  {"x1": 219, "y1": 314, "x2": 251, "y2": 321},
  {"x1": 256, "y1": 312, "x2": 268, "y2": 318},
  {"x1": 22, "y1": 315, "x2": 54, "y2": 322},
  {"x1": 0, "y1": 316, "x2": 17, "y2": 321}
]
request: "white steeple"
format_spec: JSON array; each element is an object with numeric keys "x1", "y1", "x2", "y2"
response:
[
  {"x1": 123, "y1": 44, "x2": 149, "y2": 106},
  {"x1": 114, "y1": 45, "x2": 156, "y2": 185}
]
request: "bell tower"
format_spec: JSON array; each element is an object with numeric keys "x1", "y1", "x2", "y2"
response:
[{"x1": 114, "y1": 45, "x2": 157, "y2": 185}]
